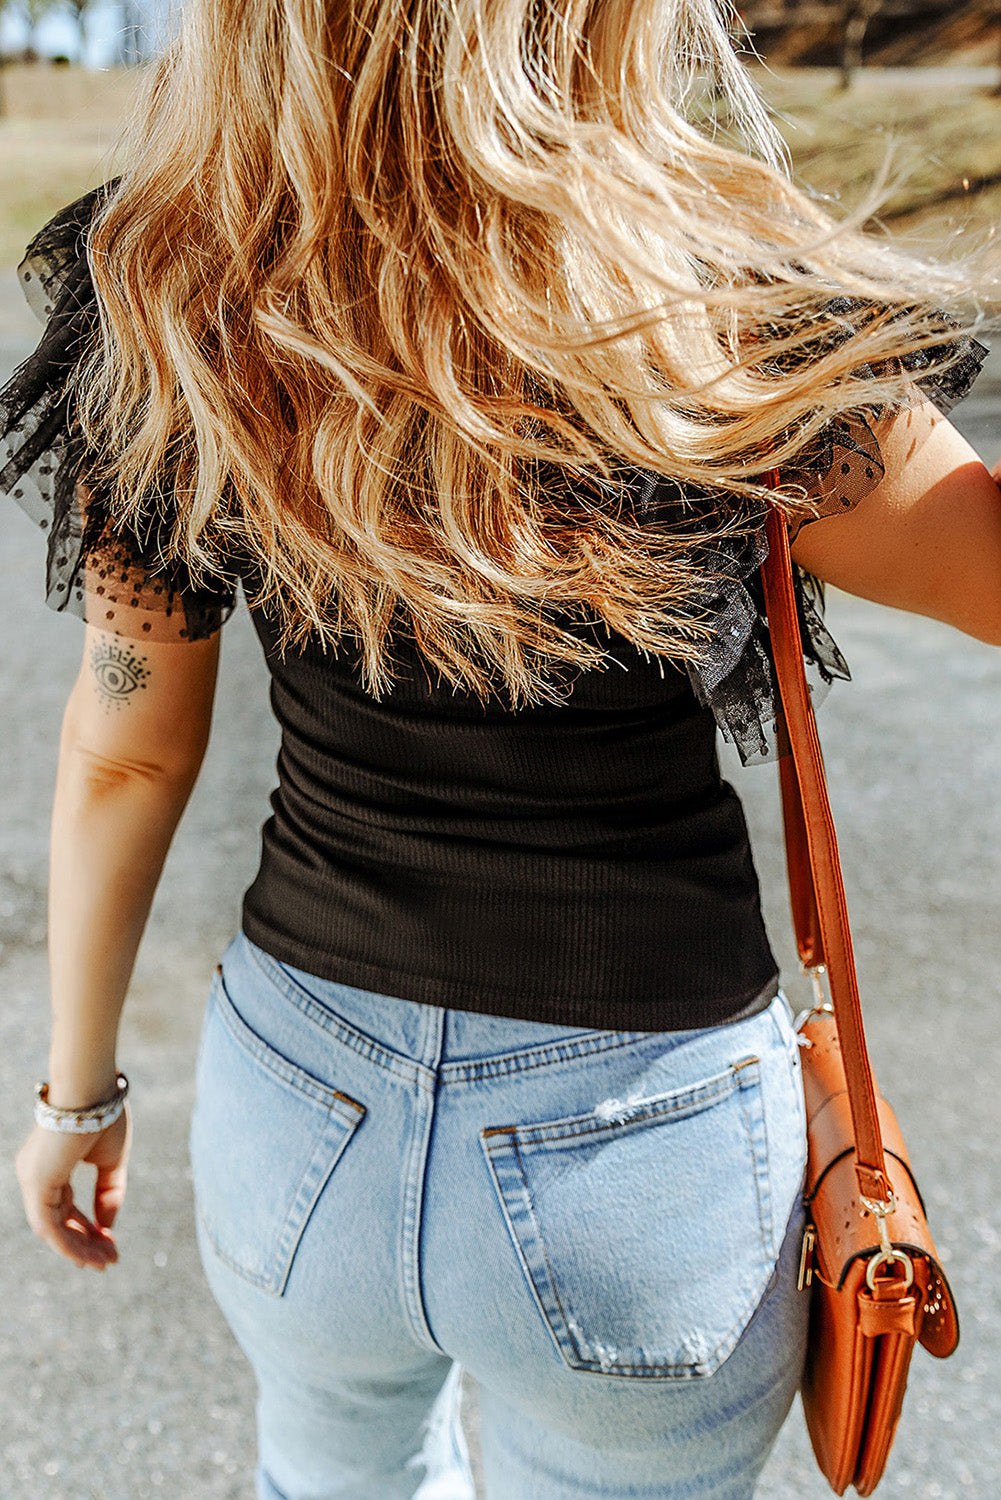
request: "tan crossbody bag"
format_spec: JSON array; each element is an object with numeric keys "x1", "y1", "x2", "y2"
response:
[{"x1": 759, "y1": 498, "x2": 960, "y2": 1496}]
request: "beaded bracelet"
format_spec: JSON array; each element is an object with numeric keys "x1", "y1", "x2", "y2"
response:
[{"x1": 33, "y1": 1073, "x2": 129, "y2": 1134}]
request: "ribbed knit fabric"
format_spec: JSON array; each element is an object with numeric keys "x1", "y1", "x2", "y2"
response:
[
  {"x1": 4, "y1": 186, "x2": 990, "y2": 1033},
  {"x1": 241, "y1": 601, "x2": 780, "y2": 1031}
]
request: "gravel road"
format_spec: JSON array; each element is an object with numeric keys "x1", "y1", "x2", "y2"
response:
[{"x1": 2, "y1": 269, "x2": 999, "y2": 1499}]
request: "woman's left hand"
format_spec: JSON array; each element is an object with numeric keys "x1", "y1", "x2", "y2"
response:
[{"x1": 15, "y1": 1109, "x2": 130, "y2": 1270}]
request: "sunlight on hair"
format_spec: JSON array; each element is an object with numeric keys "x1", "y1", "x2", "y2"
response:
[{"x1": 74, "y1": 0, "x2": 996, "y2": 703}]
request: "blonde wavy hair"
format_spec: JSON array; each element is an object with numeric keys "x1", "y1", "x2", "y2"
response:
[{"x1": 77, "y1": 0, "x2": 984, "y2": 700}]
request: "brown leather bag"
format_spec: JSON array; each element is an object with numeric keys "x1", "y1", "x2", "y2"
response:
[{"x1": 759, "y1": 501, "x2": 959, "y2": 1497}]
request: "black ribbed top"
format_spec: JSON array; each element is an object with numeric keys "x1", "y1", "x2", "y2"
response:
[
  {"x1": 4, "y1": 185, "x2": 991, "y2": 1034},
  {"x1": 240, "y1": 600, "x2": 779, "y2": 1031}
]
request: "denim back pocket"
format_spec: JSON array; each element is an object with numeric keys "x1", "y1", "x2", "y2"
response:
[
  {"x1": 480, "y1": 1056, "x2": 774, "y2": 1378},
  {"x1": 190, "y1": 970, "x2": 366, "y2": 1296}
]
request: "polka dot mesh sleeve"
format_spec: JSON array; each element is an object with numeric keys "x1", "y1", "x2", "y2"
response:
[
  {"x1": 0, "y1": 181, "x2": 238, "y2": 643},
  {"x1": 612, "y1": 302, "x2": 990, "y2": 765}
]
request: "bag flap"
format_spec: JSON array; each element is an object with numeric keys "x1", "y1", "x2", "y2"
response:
[
  {"x1": 816, "y1": 1194, "x2": 960, "y2": 1362},
  {"x1": 800, "y1": 1013, "x2": 959, "y2": 1358}
]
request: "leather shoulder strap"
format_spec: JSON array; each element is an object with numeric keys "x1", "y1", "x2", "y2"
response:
[{"x1": 759, "y1": 498, "x2": 891, "y2": 1203}]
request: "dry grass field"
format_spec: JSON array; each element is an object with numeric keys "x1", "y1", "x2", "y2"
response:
[
  {"x1": 761, "y1": 67, "x2": 1001, "y2": 250},
  {"x1": 0, "y1": 64, "x2": 139, "y2": 267},
  {"x1": 2, "y1": 58, "x2": 1001, "y2": 271}
]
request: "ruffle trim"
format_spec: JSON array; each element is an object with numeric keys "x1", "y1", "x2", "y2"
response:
[
  {"x1": 683, "y1": 541, "x2": 853, "y2": 767},
  {"x1": 678, "y1": 310, "x2": 989, "y2": 763},
  {"x1": 0, "y1": 180, "x2": 237, "y2": 644}
]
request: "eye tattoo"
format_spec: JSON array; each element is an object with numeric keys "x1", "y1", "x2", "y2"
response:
[{"x1": 89, "y1": 639, "x2": 151, "y2": 710}]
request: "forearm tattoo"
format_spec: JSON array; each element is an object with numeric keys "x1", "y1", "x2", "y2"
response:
[{"x1": 89, "y1": 638, "x2": 151, "y2": 711}]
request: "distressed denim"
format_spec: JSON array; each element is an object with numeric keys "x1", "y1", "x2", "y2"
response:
[{"x1": 189, "y1": 932, "x2": 809, "y2": 1500}]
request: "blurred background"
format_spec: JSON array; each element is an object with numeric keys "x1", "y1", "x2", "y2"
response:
[{"x1": 1, "y1": 4, "x2": 1000, "y2": 1496}]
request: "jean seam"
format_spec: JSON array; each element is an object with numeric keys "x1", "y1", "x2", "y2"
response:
[
  {"x1": 443, "y1": 1000, "x2": 781, "y2": 1084},
  {"x1": 196, "y1": 1209, "x2": 279, "y2": 1293},
  {"x1": 737, "y1": 1065, "x2": 776, "y2": 1266},
  {"x1": 479, "y1": 1130, "x2": 572, "y2": 1369},
  {"x1": 244, "y1": 938, "x2": 694, "y2": 1088},
  {"x1": 439, "y1": 1027, "x2": 658, "y2": 1085},
  {"x1": 480, "y1": 1063, "x2": 750, "y2": 1147},
  {"x1": 257, "y1": 1468, "x2": 291, "y2": 1500},
  {"x1": 211, "y1": 972, "x2": 367, "y2": 1122},
  {"x1": 399, "y1": 1010, "x2": 449, "y2": 1356},
  {"x1": 243, "y1": 937, "x2": 433, "y2": 1091},
  {"x1": 192, "y1": 1003, "x2": 366, "y2": 1295}
]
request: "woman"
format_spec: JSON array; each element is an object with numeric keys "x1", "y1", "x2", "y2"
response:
[{"x1": 3, "y1": 0, "x2": 1000, "y2": 1494}]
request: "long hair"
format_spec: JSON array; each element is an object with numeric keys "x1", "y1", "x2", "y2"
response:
[{"x1": 76, "y1": 0, "x2": 986, "y2": 701}]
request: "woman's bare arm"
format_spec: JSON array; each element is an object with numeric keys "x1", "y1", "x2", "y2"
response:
[
  {"x1": 790, "y1": 400, "x2": 1001, "y2": 647},
  {"x1": 15, "y1": 625, "x2": 220, "y2": 1268}
]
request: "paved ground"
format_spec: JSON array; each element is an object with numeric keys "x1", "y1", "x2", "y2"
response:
[{"x1": 1, "y1": 268, "x2": 999, "y2": 1499}]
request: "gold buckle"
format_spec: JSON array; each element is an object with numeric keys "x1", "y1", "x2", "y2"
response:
[
  {"x1": 798, "y1": 1223, "x2": 817, "y2": 1291},
  {"x1": 859, "y1": 1191, "x2": 914, "y2": 1292}
]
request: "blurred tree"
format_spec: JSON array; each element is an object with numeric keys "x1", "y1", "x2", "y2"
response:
[
  {"x1": 0, "y1": 0, "x2": 60, "y2": 117},
  {"x1": 839, "y1": 0, "x2": 881, "y2": 88},
  {"x1": 0, "y1": 1, "x2": 6, "y2": 120},
  {"x1": 23, "y1": 0, "x2": 57, "y2": 42},
  {"x1": 992, "y1": 0, "x2": 1001, "y2": 94},
  {"x1": 63, "y1": 0, "x2": 96, "y2": 59},
  {"x1": 117, "y1": 0, "x2": 146, "y2": 65}
]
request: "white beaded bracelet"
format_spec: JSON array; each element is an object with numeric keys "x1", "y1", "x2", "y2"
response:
[{"x1": 33, "y1": 1073, "x2": 129, "y2": 1134}]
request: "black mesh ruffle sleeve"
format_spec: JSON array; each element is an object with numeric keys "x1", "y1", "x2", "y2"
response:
[
  {"x1": 0, "y1": 182, "x2": 238, "y2": 643},
  {"x1": 660, "y1": 310, "x2": 989, "y2": 765},
  {"x1": 614, "y1": 470, "x2": 850, "y2": 765},
  {"x1": 781, "y1": 297, "x2": 992, "y2": 540}
]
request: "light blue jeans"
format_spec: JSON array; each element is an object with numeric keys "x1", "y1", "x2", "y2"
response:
[{"x1": 189, "y1": 932, "x2": 809, "y2": 1500}]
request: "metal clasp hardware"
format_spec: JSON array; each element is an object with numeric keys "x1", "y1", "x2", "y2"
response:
[
  {"x1": 793, "y1": 967, "x2": 834, "y2": 1044},
  {"x1": 808, "y1": 964, "x2": 829, "y2": 1013},
  {"x1": 859, "y1": 1192, "x2": 914, "y2": 1292},
  {"x1": 798, "y1": 1223, "x2": 817, "y2": 1291}
]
